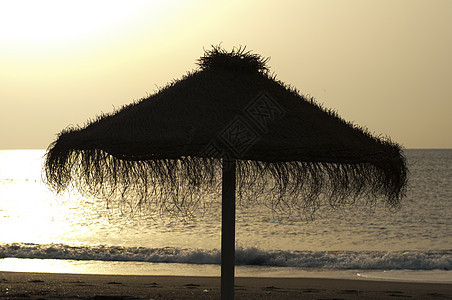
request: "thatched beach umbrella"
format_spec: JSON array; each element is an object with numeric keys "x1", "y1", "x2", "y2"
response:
[{"x1": 45, "y1": 46, "x2": 407, "y2": 299}]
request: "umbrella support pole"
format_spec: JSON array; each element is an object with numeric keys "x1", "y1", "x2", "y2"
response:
[{"x1": 221, "y1": 158, "x2": 236, "y2": 300}]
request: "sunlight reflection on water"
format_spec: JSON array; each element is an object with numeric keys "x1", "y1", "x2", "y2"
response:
[
  {"x1": 0, "y1": 149, "x2": 451, "y2": 252},
  {"x1": 1, "y1": 258, "x2": 450, "y2": 283}
]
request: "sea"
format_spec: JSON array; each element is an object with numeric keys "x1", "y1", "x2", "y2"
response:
[{"x1": 0, "y1": 149, "x2": 450, "y2": 283}]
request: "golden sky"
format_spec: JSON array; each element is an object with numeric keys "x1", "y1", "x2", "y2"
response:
[{"x1": 1, "y1": 0, "x2": 451, "y2": 149}]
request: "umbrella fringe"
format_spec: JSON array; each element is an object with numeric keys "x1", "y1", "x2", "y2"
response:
[{"x1": 44, "y1": 146, "x2": 407, "y2": 218}]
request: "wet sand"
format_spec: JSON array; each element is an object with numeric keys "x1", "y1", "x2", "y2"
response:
[{"x1": 1, "y1": 271, "x2": 451, "y2": 299}]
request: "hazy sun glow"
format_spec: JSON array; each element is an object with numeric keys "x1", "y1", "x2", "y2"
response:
[
  {"x1": 0, "y1": 0, "x2": 451, "y2": 149},
  {"x1": 0, "y1": 1, "x2": 150, "y2": 43}
]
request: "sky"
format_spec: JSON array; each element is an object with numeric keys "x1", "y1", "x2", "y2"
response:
[{"x1": 0, "y1": 0, "x2": 451, "y2": 149}]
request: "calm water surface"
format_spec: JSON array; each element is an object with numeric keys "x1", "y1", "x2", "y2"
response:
[{"x1": 0, "y1": 149, "x2": 450, "y2": 282}]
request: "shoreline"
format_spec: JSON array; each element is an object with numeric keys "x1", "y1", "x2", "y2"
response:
[{"x1": 1, "y1": 271, "x2": 451, "y2": 299}]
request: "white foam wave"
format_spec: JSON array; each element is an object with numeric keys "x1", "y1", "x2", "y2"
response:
[{"x1": 1, "y1": 243, "x2": 450, "y2": 270}]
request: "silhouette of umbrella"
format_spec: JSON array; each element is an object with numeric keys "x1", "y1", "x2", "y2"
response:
[{"x1": 45, "y1": 46, "x2": 407, "y2": 299}]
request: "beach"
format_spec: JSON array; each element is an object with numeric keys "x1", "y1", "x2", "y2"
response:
[
  {"x1": 1, "y1": 150, "x2": 451, "y2": 299},
  {"x1": 1, "y1": 272, "x2": 451, "y2": 299}
]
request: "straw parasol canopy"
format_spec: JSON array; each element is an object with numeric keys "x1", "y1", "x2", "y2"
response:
[{"x1": 44, "y1": 46, "x2": 407, "y2": 299}]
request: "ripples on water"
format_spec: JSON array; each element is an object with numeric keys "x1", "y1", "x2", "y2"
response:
[
  {"x1": 0, "y1": 149, "x2": 451, "y2": 277},
  {"x1": 0, "y1": 149, "x2": 451, "y2": 251}
]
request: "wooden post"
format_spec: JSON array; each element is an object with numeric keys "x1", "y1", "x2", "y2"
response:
[{"x1": 221, "y1": 158, "x2": 236, "y2": 300}]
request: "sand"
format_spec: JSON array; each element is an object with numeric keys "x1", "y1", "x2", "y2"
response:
[{"x1": 1, "y1": 271, "x2": 451, "y2": 299}]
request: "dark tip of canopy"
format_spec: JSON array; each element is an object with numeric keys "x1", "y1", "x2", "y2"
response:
[{"x1": 197, "y1": 45, "x2": 270, "y2": 73}]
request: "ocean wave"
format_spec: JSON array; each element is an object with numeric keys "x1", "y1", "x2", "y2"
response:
[{"x1": 0, "y1": 243, "x2": 450, "y2": 270}]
